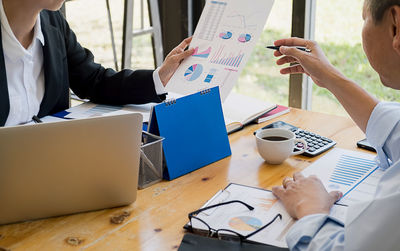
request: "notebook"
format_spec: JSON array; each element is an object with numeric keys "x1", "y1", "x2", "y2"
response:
[
  {"x1": 149, "y1": 87, "x2": 231, "y2": 180},
  {"x1": 256, "y1": 105, "x2": 290, "y2": 124},
  {"x1": 223, "y1": 92, "x2": 276, "y2": 134}
]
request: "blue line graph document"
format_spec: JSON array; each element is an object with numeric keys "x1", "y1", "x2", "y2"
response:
[
  {"x1": 166, "y1": 0, "x2": 275, "y2": 101},
  {"x1": 339, "y1": 166, "x2": 384, "y2": 205},
  {"x1": 302, "y1": 148, "x2": 380, "y2": 205}
]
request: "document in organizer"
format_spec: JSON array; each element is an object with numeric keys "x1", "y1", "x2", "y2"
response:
[
  {"x1": 301, "y1": 148, "x2": 382, "y2": 205},
  {"x1": 166, "y1": 0, "x2": 275, "y2": 101}
]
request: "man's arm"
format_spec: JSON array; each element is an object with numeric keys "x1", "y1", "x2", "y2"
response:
[{"x1": 286, "y1": 214, "x2": 344, "y2": 251}]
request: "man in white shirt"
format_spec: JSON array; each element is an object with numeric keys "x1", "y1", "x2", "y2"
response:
[
  {"x1": 0, "y1": 0, "x2": 194, "y2": 126},
  {"x1": 271, "y1": 0, "x2": 400, "y2": 250}
]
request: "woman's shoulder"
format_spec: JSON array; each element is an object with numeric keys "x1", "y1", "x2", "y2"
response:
[{"x1": 40, "y1": 10, "x2": 67, "y2": 30}]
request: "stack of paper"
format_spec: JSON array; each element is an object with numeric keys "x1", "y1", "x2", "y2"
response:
[{"x1": 64, "y1": 102, "x2": 154, "y2": 123}]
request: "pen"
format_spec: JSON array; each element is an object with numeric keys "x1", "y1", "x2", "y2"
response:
[
  {"x1": 32, "y1": 115, "x2": 43, "y2": 123},
  {"x1": 266, "y1": 45, "x2": 311, "y2": 53}
]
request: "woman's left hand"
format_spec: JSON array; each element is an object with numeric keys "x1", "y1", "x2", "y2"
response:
[{"x1": 158, "y1": 37, "x2": 194, "y2": 86}]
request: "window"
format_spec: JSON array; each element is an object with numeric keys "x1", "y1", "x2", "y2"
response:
[
  {"x1": 67, "y1": 0, "x2": 398, "y2": 115},
  {"x1": 66, "y1": 0, "x2": 155, "y2": 70},
  {"x1": 235, "y1": 0, "x2": 292, "y2": 106},
  {"x1": 313, "y1": 0, "x2": 400, "y2": 116}
]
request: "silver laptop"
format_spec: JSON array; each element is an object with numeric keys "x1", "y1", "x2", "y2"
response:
[{"x1": 0, "y1": 113, "x2": 142, "y2": 225}]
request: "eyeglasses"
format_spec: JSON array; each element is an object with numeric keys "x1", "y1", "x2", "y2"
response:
[{"x1": 188, "y1": 200, "x2": 282, "y2": 242}]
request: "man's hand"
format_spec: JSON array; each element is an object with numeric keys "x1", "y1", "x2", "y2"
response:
[
  {"x1": 158, "y1": 37, "x2": 195, "y2": 86},
  {"x1": 274, "y1": 37, "x2": 346, "y2": 89},
  {"x1": 272, "y1": 172, "x2": 342, "y2": 220},
  {"x1": 274, "y1": 37, "x2": 379, "y2": 133}
]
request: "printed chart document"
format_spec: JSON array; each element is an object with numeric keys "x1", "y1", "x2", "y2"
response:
[
  {"x1": 301, "y1": 148, "x2": 382, "y2": 205},
  {"x1": 188, "y1": 183, "x2": 347, "y2": 248},
  {"x1": 166, "y1": 0, "x2": 275, "y2": 100}
]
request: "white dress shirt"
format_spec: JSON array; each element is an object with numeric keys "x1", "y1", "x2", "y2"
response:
[
  {"x1": 1, "y1": 0, "x2": 166, "y2": 126},
  {"x1": 285, "y1": 101, "x2": 400, "y2": 251},
  {"x1": 0, "y1": 0, "x2": 45, "y2": 126}
]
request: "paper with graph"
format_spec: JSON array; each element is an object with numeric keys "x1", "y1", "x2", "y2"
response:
[
  {"x1": 302, "y1": 148, "x2": 380, "y2": 205},
  {"x1": 166, "y1": 0, "x2": 275, "y2": 100},
  {"x1": 189, "y1": 183, "x2": 347, "y2": 248}
]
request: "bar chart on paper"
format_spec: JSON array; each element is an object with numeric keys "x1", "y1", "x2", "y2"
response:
[
  {"x1": 329, "y1": 154, "x2": 377, "y2": 189},
  {"x1": 302, "y1": 148, "x2": 379, "y2": 198},
  {"x1": 210, "y1": 46, "x2": 244, "y2": 68}
]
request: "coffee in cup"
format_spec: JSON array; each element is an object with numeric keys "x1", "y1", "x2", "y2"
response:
[{"x1": 255, "y1": 128, "x2": 307, "y2": 164}]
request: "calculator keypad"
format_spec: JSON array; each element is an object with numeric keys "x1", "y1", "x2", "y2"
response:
[{"x1": 294, "y1": 129, "x2": 336, "y2": 157}]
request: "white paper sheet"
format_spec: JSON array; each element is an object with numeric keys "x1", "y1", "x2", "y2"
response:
[
  {"x1": 40, "y1": 116, "x2": 68, "y2": 123},
  {"x1": 166, "y1": 0, "x2": 275, "y2": 101},
  {"x1": 65, "y1": 102, "x2": 155, "y2": 122},
  {"x1": 65, "y1": 103, "x2": 122, "y2": 119}
]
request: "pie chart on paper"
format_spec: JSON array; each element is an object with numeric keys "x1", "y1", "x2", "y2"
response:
[
  {"x1": 229, "y1": 216, "x2": 262, "y2": 231},
  {"x1": 238, "y1": 34, "x2": 251, "y2": 43},
  {"x1": 219, "y1": 31, "x2": 233, "y2": 40},
  {"x1": 184, "y1": 64, "x2": 203, "y2": 81}
]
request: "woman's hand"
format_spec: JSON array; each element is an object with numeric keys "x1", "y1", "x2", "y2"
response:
[
  {"x1": 272, "y1": 172, "x2": 342, "y2": 220},
  {"x1": 158, "y1": 37, "x2": 195, "y2": 86},
  {"x1": 274, "y1": 37, "x2": 346, "y2": 88}
]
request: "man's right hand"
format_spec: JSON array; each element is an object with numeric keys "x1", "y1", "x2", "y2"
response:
[
  {"x1": 274, "y1": 37, "x2": 346, "y2": 89},
  {"x1": 272, "y1": 172, "x2": 342, "y2": 220},
  {"x1": 273, "y1": 37, "x2": 379, "y2": 134}
]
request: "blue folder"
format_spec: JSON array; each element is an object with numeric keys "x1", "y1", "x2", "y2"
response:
[{"x1": 149, "y1": 87, "x2": 231, "y2": 180}]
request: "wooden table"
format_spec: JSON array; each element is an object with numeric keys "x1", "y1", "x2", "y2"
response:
[{"x1": 0, "y1": 109, "x2": 367, "y2": 251}]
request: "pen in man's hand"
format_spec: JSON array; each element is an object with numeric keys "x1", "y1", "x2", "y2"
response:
[
  {"x1": 266, "y1": 45, "x2": 311, "y2": 53},
  {"x1": 32, "y1": 115, "x2": 43, "y2": 123}
]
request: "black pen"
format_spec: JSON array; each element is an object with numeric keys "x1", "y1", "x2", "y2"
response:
[
  {"x1": 266, "y1": 45, "x2": 311, "y2": 53},
  {"x1": 32, "y1": 115, "x2": 43, "y2": 123}
]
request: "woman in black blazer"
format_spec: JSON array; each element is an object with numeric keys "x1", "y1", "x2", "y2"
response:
[{"x1": 0, "y1": 0, "x2": 193, "y2": 126}]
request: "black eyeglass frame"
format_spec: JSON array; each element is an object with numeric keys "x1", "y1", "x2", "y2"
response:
[{"x1": 188, "y1": 200, "x2": 282, "y2": 242}]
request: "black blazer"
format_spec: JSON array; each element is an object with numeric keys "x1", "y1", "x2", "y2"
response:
[{"x1": 0, "y1": 10, "x2": 166, "y2": 126}]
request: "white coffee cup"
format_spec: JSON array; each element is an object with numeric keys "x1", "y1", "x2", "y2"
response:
[{"x1": 255, "y1": 128, "x2": 307, "y2": 164}]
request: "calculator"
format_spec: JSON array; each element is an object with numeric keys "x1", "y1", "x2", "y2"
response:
[{"x1": 254, "y1": 121, "x2": 336, "y2": 157}]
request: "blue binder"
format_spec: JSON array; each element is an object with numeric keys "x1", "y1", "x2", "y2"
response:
[{"x1": 149, "y1": 87, "x2": 231, "y2": 180}]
